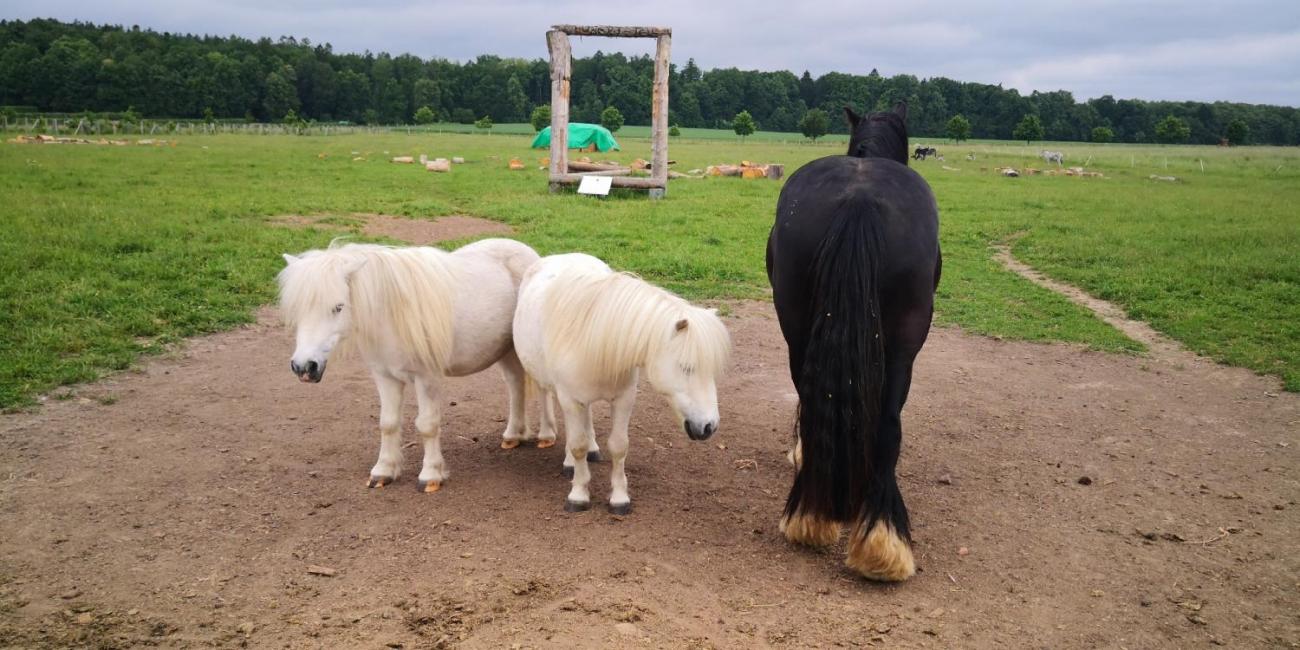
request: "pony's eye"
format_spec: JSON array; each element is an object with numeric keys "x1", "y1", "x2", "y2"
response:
[
  {"x1": 332, "y1": 303, "x2": 345, "y2": 315},
  {"x1": 679, "y1": 364, "x2": 695, "y2": 376}
]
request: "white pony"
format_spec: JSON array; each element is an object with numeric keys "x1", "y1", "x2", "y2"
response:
[
  {"x1": 278, "y1": 238, "x2": 551, "y2": 492},
  {"x1": 1041, "y1": 150, "x2": 1064, "y2": 166},
  {"x1": 513, "y1": 253, "x2": 732, "y2": 514}
]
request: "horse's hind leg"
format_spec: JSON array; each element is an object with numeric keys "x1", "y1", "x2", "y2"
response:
[
  {"x1": 368, "y1": 373, "x2": 406, "y2": 488},
  {"x1": 413, "y1": 376, "x2": 447, "y2": 493},
  {"x1": 497, "y1": 350, "x2": 535, "y2": 449},
  {"x1": 845, "y1": 306, "x2": 930, "y2": 581}
]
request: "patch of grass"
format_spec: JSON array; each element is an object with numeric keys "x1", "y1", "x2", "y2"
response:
[{"x1": 0, "y1": 131, "x2": 1296, "y2": 409}]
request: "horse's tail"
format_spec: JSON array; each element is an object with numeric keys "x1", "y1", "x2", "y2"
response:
[{"x1": 781, "y1": 201, "x2": 897, "y2": 548}]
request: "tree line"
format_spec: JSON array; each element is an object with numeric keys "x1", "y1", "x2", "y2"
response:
[{"x1": 2, "y1": 18, "x2": 1297, "y2": 145}]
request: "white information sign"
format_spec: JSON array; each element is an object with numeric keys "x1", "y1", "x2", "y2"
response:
[{"x1": 577, "y1": 175, "x2": 613, "y2": 196}]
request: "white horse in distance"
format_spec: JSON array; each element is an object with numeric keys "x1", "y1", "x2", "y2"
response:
[
  {"x1": 278, "y1": 239, "x2": 548, "y2": 492},
  {"x1": 513, "y1": 253, "x2": 732, "y2": 514},
  {"x1": 1041, "y1": 150, "x2": 1064, "y2": 165}
]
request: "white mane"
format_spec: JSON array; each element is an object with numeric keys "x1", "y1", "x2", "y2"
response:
[
  {"x1": 542, "y1": 268, "x2": 731, "y2": 387},
  {"x1": 277, "y1": 242, "x2": 457, "y2": 372}
]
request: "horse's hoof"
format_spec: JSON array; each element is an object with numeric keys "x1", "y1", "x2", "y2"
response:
[
  {"x1": 587, "y1": 450, "x2": 602, "y2": 463},
  {"x1": 367, "y1": 476, "x2": 394, "y2": 489},
  {"x1": 846, "y1": 520, "x2": 916, "y2": 582},
  {"x1": 564, "y1": 499, "x2": 591, "y2": 513},
  {"x1": 562, "y1": 466, "x2": 574, "y2": 479},
  {"x1": 500, "y1": 439, "x2": 520, "y2": 450},
  {"x1": 536, "y1": 439, "x2": 556, "y2": 449},
  {"x1": 608, "y1": 502, "x2": 632, "y2": 516},
  {"x1": 419, "y1": 480, "x2": 442, "y2": 493}
]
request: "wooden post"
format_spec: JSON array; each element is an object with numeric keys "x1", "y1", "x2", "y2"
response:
[
  {"x1": 649, "y1": 33, "x2": 671, "y2": 199},
  {"x1": 547, "y1": 29, "x2": 571, "y2": 193},
  {"x1": 546, "y1": 25, "x2": 670, "y2": 198}
]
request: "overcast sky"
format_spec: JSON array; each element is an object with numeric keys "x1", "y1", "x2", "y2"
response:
[{"x1": 7, "y1": 0, "x2": 1299, "y2": 106}]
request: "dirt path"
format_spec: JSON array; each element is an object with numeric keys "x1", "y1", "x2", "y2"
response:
[{"x1": 1, "y1": 299, "x2": 1297, "y2": 648}]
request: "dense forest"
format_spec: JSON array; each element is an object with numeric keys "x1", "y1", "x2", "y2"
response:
[{"x1": 2, "y1": 18, "x2": 1298, "y2": 145}]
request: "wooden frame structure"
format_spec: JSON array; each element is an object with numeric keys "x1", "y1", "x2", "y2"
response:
[{"x1": 546, "y1": 24, "x2": 671, "y2": 198}]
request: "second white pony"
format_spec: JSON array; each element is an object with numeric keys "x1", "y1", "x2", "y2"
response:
[
  {"x1": 278, "y1": 238, "x2": 551, "y2": 493},
  {"x1": 513, "y1": 253, "x2": 732, "y2": 514}
]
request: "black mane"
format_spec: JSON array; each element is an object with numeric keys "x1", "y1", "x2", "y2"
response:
[{"x1": 845, "y1": 103, "x2": 910, "y2": 165}]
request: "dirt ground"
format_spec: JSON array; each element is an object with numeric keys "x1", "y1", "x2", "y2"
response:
[{"x1": 2, "y1": 230, "x2": 1298, "y2": 649}]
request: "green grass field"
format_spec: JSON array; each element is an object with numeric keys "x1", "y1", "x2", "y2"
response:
[{"x1": 1, "y1": 129, "x2": 1297, "y2": 409}]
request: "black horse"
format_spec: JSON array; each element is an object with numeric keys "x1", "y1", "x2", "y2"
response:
[
  {"x1": 912, "y1": 146, "x2": 938, "y2": 160},
  {"x1": 765, "y1": 102, "x2": 940, "y2": 581}
]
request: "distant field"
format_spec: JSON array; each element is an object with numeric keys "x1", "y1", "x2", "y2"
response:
[{"x1": 1, "y1": 130, "x2": 1296, "y2": 408}]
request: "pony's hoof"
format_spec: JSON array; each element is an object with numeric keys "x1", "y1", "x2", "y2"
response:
[
  {"x1": 418, "y1": 480, "x2": 442, "y2": 493},
  {"x1": 586, "y1": 450, "x2": 603, "y2": 463},
  {"x1": 500, "y1": 439, "x2": 521, "y2": 450},
  {"x1": 564, "y1": 499, "x2": 591, "y2": 513},
  {"x1": 536, "y1": 439, "x2": 556, "y2": 449},
  {"x1": 367, "y1": 476, "x2": 395, "y2": 489},
  {"x1": 608, "y1": 502, "x2": 632, "y2": 516},
  {"x1": 562, "y1": 466, "x2": 574, "y2": 479}
]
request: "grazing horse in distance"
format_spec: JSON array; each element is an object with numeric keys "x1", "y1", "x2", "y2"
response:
[
  {"x1": 1041, "y1": 150, "x2": 1064, "y2": 166},
  {"x1": 912, "y1": 146, "x2": 938, "y2": 161},
  {"x1": 278, "y1": 239, "x2": 547, "y2": 493},
  {"x1": 766, "y1": 101, "x2": 941, "y2": 581}
]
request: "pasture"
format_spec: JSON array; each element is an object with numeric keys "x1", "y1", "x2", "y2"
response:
[{"x1": 1, "y1": 130, "x2": 1298, "y2": 647}]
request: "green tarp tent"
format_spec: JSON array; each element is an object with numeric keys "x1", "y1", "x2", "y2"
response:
[{"x1": 530, "y1": 123, "x2": 620, "y2": 152}]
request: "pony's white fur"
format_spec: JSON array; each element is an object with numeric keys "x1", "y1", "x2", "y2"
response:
[
  {"x1": 542, "y1": 266, "x2": 731, "y2": 389},
  {"x1": 514, "y1": 253, "x2": 731, "y2": 513},
  {"x1": 279, "y1": 243, "x2": 456, "y2": 373},
  {"x1": 278, "y1": 238, "x2": 547, "y2": 492}
]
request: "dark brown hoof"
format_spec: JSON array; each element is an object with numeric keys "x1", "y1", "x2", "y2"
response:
[
  {"x1": 587, "y1": 450, "x2": 603, "y2": 463},
  {"x1": 562, "y1": 466, "x2": 574, "y2": 479},
  {"x1": 608, "y1": 502, "x2": 632, "y2": 516},
  {"x1": 564, "y1": 499, "x2": 591, "y2": 513},
  {"x1": 367, "y1": 476, "x2": 395, "y2": 488}
]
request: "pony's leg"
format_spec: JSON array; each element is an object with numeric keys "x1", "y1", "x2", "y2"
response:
[
  {"x1": 561, "y1": 402, "x2": 601, "y2": 479},
  {"x1": 368, "y1": 373, "x2": 406, "y2": 488},
  {"x1": 845, "y1": 309, "x2": 930, "y2": 582},
  {"x1": 559, "y1": 397, "x2": 594, "y2": 511},
  {"x1": 538, "y1": 386, "x2": 559, "y2": 448},
  {"x1": 584, "y1": 404, "x2": 602, "y2": 463},
  {"x1": 413, "y1": 376, "x2": 447, "y2": 493},
  {"x1": 496, "y1": 350, "x2": 535, "y2": 449},
  {"x1": 606, "y1": 386, "x2": 637, "y2": 515}
]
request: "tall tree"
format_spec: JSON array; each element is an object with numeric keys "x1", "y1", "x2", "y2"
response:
[
  {"x1": 799, "y1": 108, "x2": 828, "y2": 142},
  {"x1": 1225, "y1": 118, "x2": 1249, "y2": 145},
  {"x1": 732, "y1": 110, "x2": 756, "y2": 139},
  {"x1": 600, "y1": 105, "x2": 624, "y2": 133},
  {"x1": 1154, "y1": 114, "x2": 1191, "y2": 144},
  {"x1": 1013, "y1": 114, "x2": 1044, "y2": 144},
  {"x1": 946, "y1": 114, "x2": 971, "y2": 142}
]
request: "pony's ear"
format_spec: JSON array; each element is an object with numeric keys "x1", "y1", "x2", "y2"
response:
[
  {"x1": 843, "y1": 106, "x2": 862, "y2": 128},
  {"x1": 892, "y1": 100, "x2": 908, "y2": 122},
  {"x1": 342, "y1": 258, "x2": 367, "y2": 280},
  {"x1": 674, "y1": 318, "x2": 689, "y2": 332},
  {"x1": 282, "y1": 253, "x2": 299, "y2": 265}
]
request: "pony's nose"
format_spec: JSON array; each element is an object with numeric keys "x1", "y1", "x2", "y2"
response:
[
  {"x1": 292, "y1": 359, "x2": 325, "y2": 383},
  {"x1": 684, "y1": 420, "x2": 716, "y2": 441}
]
